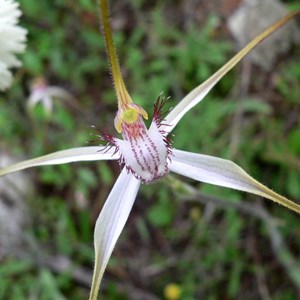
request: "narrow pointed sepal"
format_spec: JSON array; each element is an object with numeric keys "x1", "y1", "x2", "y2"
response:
[
  {"x1": 89, "y1": 169, "x2": 141, "y2": 300},
  {"x1": 169, "y1": 149, "x2": 300, "y2": 214},
  {"x1": 0, "y1": 146, "x2": 119, "y2": 176},
  {"x1": 163, "y1": 10, "x2": 300, "y2": 135}
]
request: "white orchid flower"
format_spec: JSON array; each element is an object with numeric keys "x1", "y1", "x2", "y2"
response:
[
  {"x1": 27, "y1": 76, "x2": 75, "y2": 116},
  {"x1": 0, "y1": 1, "x2": 299, "y2": 299},
  {"x1": 0, "y1": 0, "x2": 27, "y2": 91}
]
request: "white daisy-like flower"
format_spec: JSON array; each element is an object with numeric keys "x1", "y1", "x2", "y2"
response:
[{"x1": 0, "y1": 0, "x2": 27, "y2": 91}]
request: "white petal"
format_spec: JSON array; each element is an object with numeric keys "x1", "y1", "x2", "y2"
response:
[
  {"x1": 43, "y1": 95, "x2": 53, "y2": 114},
  {"x1": 170, "y1": 149, "x2": 300, "y2": 214},
  {"x1": 89, "y1": 169, "x2": 141, "y2": 300},
  {"x1": 162, "y1": 11, "x2": 300, "y2": 134},
  {"x1": 47, "y1": 86, "x2": 75, "y2": 101},
  {"x1": 0, "y1": 61, "x2": 12, "y2": 91},
  {"x1": 0, "y1": 146, "x2": 119, "y2": 176},
  {"x1": 27, "y1": 91, "x2": 43, "y2": 108},
  {"x1": 0, "y1": 0, "x2": 27, "y2": 91}
]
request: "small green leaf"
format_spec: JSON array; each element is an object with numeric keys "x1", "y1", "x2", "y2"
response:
[{"x1": 147, "y1": 195, "x2": 174, "y2": 227}]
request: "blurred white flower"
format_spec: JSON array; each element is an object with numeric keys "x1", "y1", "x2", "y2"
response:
[
  {"x1": 0, "y1": 0, "x2": 27, "y2": 91},
  {"x1": 27, "y1": 77, "x2": 75, "y2": 116}
]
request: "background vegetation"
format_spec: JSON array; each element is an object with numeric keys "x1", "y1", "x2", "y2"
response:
[{"x1": 0, "y1": 0, "x2": 300, "y2": 299}]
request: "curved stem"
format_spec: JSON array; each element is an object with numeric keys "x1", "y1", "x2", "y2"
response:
[{"x1": 98, "y1": 0, "x2": 132, "y2": 107}]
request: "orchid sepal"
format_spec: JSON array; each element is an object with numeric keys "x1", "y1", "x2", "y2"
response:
[
  {"x1": 169, "y1": 149, "x2": 300, "y2": 214},
  {"x1": 163, "y1": 10, "x2": 300, "y2": 135},
  {"x1": 0, "y1": 146, "x2": 119, "y2": 176},
  {"x1": 89, "y1": 168, "x2": 140, "y2": 300}
]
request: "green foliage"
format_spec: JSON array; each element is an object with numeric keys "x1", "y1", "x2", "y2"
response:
[
  {"x1": 147, "y1": 189, "x2": 175, "y2": 227},
  {"x1": 276, "y1": 60, "x2": 300, "y2": 104}
]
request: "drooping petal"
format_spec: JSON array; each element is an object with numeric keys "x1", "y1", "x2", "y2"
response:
[
  {"x1": 89, "y1": 169, "x2": 141, "y2": 300},
  {"x1": 0, "y1": 146, "x2": 119, "y2": 176},
  {"x1": 43, "y1": 95, "x2": 53, "y2": 115},
  {"x1": 27, "y1": 89, "x2": 43, "y2": 108},
  {"x1": 47, "y1": 86, "x2": 75, "y2": 101},
  {"x1": 169, "y1": 149, "x2": 300, "y2": 214},
  {"x1": 163, "y1": 10, "x2": 300, "y2": 135}
]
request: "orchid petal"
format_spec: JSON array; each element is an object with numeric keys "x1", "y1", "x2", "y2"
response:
[
  {"x1": 0, "y1": 146, "x2": 119, "y2": 176},
  {"x1": 47, "y1": 86, "x2": 75, "y2": 101},
  {"x1": 163, "y1": 10, "x2": 300, "y2": 135},
  {"x1": 43, "y1": 95, "x2": 53, "y2": 114},
  {"x1": 89, "y1": 169, "x2": 140, "y2": 300},
  {"x1": 27, "y1": 91, "x2": 42, "y2": 107},
  {"x1": 170, "y1": 149, "x2": 300, "y2": 214}
]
